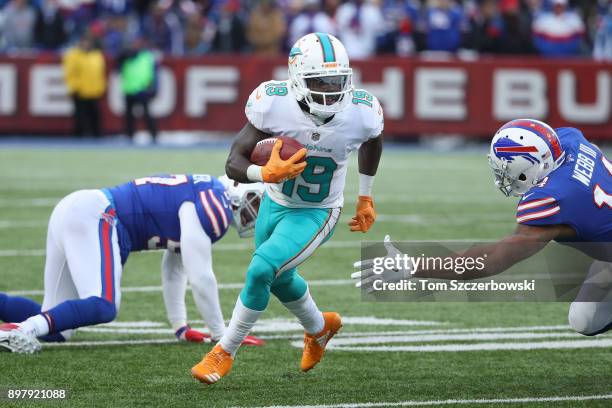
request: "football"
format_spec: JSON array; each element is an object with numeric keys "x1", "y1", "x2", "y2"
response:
[{"x1": 249, "y1": 136, "x2": 306, "y2": 166}]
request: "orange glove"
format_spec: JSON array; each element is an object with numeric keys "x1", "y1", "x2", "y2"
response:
[
  {"x1": 261, "y1": 139, "x2": 307, "y2": 183},
  {"x1": 349, "y1": 196, "x2": 376, "y2": 233}
]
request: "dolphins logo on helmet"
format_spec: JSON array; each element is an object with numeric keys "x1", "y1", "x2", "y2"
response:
[{"x1": 288, "y1": 32, "x2": 353, "y2": 119}]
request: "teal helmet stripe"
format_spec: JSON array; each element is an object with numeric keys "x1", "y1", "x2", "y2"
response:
[{"x1": 315, "y1": 32, "x2": 336, "y2": 63}]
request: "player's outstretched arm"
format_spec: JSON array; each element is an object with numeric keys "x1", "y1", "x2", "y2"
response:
[
  {"x1": 161, "y1": 250, "x2": 210, "y2": 343},
  {"x1": 349, "y1": 134, "x2": 383, "y2": 233},
  {"x1": 440, "y1": 223, "x2": 576, "y2": 279},
  {"x1": 226, "y1": 122, "x2": 271, "y2": 183},
  {"x1": 178, "y1": 202, "x2": 226, "y2": 341},
  {"x1": 352, "y1": 224, "x2": 576, "y2": 287}
]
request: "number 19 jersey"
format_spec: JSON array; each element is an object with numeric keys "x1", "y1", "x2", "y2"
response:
[{"x1": 245, "y1": 80, "x2": 384, "y2": 209}]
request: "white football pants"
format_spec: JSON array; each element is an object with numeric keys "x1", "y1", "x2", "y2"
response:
[
  {"x1": 568, "y1": 260, "x2": 612, "y2": 336},
  {"x1": 42, "y1": 190, "x2": 122, "y2": 338}
]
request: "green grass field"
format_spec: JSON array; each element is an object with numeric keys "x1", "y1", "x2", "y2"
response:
[{"x1": 0, "y1": 145, "x2": 610, "y2": 408}]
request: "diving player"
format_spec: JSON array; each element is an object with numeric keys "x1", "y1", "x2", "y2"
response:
[
  {"x1": 191, "y1": 32, "x2": 384, "y2": 384},
  {"x1": 353, "y1": 119, "x2": 612, "y2": 336},
  {"x1": 0, "y1": 174, "x2": 265, "y2": 353}
]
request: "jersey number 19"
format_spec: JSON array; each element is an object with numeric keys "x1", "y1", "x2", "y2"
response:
[{"x1": 282, "y1": 156, "x2": 338, "y2": 203}]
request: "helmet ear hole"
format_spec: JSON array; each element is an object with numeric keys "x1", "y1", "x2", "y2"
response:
[{"x1": 518, "y1": 174, "x2": 527, "y2": 181}]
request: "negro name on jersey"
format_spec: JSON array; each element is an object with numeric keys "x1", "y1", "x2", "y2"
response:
[
  {"x1": 104, "y1": 174, "x2": 233, "y2": 259},
  {"x1": 245, "y1": 80, "x2": 384, "y2": 209},
  {"x1": 515, "y1": 128, "x2": 612, "y2": 242}
]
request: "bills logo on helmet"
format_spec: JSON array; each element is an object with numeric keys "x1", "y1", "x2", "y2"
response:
[{"x1": 493, "y1": 138, "x2": 540, "y2": 164}]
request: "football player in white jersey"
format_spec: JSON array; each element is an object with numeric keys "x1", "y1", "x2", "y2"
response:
[{"x1": 191, "y1": 32, "x2": 384, "y2": 384}]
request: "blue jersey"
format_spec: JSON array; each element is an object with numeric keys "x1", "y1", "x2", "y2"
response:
[
  {"x1": 105, "y1": 174, "x2": 233, "y2": 257},
  {"x1": 516, "y1": 128, "x2": 612, "y2": 242}
]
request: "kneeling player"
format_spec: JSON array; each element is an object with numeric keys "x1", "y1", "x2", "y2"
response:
[
  {"x1": 354, "y1": 119, "x2": 612, "y2": 336},
  {"x1": 0, "y1": 174, "x2": 264, "y2": 353}
]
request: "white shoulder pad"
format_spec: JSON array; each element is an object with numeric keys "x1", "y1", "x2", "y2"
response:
[
  {"x1": 352, "y1": 89, "x2": 384, "y2": 140},
  {"x1": 244, "y1": 80, "x2": 290, "y2": 133}
]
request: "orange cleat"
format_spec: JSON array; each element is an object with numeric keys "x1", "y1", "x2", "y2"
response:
[
  {"x1": 191, "y1": 344, "x2": 233, "y2": 384},
  {"x1": 300, "y1": 312, "x2": 342, "y2": 372}
]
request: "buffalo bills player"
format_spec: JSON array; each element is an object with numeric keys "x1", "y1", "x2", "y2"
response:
[
  {"x1": 0, "y1": 174, "x2": 265, "y2": 353},
  {"x1": 354, "y1": 119, "x2": 612, "y2": 336}
]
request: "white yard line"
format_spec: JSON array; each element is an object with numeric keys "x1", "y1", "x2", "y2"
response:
[
  {"x1": 0, "y1": 220, "x2": 47, "y2": 229},
  {"x1": 0, "y1": 237, "x2": 495, "y2": 258},
  {"x1": 43, "y1": 339, "x2": 177, "y2": 347},
  {"x1": 242, "y1": 394, "x2": 612, "y2": 408},
  {"x1": 80, "y1": 317, "x2": 444, "y2": 335},
  {"x1": 0, "y1": 249, "x2": 46, "y2": 257},
  {"x1": 6, "y1": 279, "x2": 354, "y2": 296},
  {"x1": 0, "y1": 195, "x2": 503, "y2": 206},
  {"x1": 0, "y1": 198, "x2": 60, "y2": 207},
  {"x1": 232, "y1": 325, "x2": 571, "y2": 340},
  {"x1": 326, "y1": 339, "x2": 612, "y2": 352},
  {"x1": 324, "y1": 331, "x2": 583, "y2": 346}
]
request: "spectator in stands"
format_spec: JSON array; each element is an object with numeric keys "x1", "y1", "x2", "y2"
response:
[
  {"x1": 532, "y1": 0, "x2": 585, "y2": 56},
  {"x1": 2, "y1": 0, "x2": 36, "y2": 52},
  {"x1": 34, "y1": 0, "x2": 67, "y2": 50},
  {"x1": 118, "y1": 36, "x2": 158, "y2": 143},
  {"x1": 63, "y1": 0, "x2": 97, "y2": 42},
  {"x1": 419, "y1": 0, "x2": 466, "y2": 53},
  {"x1": 377, "y1": 0, "x2": 418, "y2": 56},
  {"x1": 246, "y1": 0, "x2": 286, "y2": 56},
  {"x1": 99, "y1": 14, "x2": 139, "y2": 57},
  {"x1": 63, "y1": 30, "x2": 106, "y2": 138},
  {"x1": 335, "y1": 0, "x2": 385, "y2": 59},
  {"x1": 210, "y1": 0, "x2": 246, "y2": 53},
  {"x1": 184, "y1": 14, "x2": 209, "y2": 56},
  {"x1": 323, "y1": 0, "x2": 340, "y2": 17},
  {"x1": 141, "y1": 0, "x2": 183, "y2": 55},
  {"x1": 498, "y1": 0, "x2": 535, "y2": 54},
  {"x1": 99, "y1": 0, "x2": 133, "y2": 16},
  {"x1": 593, "y1": 3, "x2": 612, "y2": 60},
  {"x1": 466, "y1": 0, "x2": 503, "y2": 53},
  {"x1": 288, "y1": 0, "x2": 336, "y2": 47}
]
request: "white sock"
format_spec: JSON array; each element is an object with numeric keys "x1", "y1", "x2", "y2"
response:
[
  {"x1": 282, "y1": 290, "x2": 324, "y2": 335},
  {"x1": 19, "y1": 314, "x2": 49, "y2": 337},
  {"x1": 170, "y1": 320, "x2": 187, "y2": 333},
  {"x1": 219, "y1": 298, "x2": 263, "y2": 357}
]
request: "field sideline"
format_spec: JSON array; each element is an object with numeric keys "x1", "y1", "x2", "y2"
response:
[{"x1": 0, "y1": 145, "x2": 610, "y2": 408}]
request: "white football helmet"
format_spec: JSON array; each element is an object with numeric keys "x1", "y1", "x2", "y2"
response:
[
  {"x1": 488, "y1": 119, "x2": 565, "y2": 197},
  {"x1": 218, "y1": 175, "x2": 265, "y2": 238},
  {"x1": 288, "y1": 32, "x2": 353, "y2": 119}
]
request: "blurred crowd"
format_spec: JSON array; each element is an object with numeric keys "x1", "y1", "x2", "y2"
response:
[{"x1": 0, "y1": 0, "x2": 611, "y2": 60}]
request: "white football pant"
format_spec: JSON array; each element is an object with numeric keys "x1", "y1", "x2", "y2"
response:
[{"x1": 42, "y1": 190, "x2": 122, "y2": 339}]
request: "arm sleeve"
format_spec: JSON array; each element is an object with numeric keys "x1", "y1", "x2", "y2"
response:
[
  {"x1": 515, "y1": 192, "x2": 562, "y2": 226},
  {"x1": 161, "y1": 249, "x2": 188, "y2": 332},
  {"x1": 178, "y1": 202, "x2": 226, "y2": 340}
]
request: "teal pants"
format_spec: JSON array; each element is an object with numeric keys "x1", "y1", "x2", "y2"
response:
[{"x1": 239, "y1": 194, "x2": 340, "y2": 311}]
